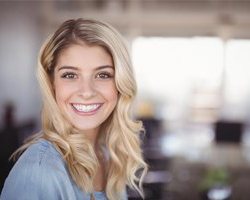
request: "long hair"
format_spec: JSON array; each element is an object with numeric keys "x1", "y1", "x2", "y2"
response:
[{"x1": 15, "y1": 18, "x2": 147, "y2": 200}]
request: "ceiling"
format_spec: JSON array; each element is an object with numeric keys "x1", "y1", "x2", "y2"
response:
[{"x1": 40, "y1": 0, "x2": 250, "y2": 39}]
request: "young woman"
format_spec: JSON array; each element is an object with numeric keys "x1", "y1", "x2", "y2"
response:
[{"x1": 1, "y1": 18, "x2": 147, "y2": 200}]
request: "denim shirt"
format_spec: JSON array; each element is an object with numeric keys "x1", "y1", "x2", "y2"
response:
[{"x1": 1, "y1": 139, "x2": 121, "y2": 200}]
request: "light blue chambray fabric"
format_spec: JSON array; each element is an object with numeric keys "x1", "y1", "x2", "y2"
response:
[{"x1": 1, "y1": 139, "x2": 126, "y2": 200}]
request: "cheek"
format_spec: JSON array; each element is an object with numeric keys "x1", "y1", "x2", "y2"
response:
[
  {"x1": 96, "y1": 82, "x2": 118, "y2": 101},
  {"x1": 106, "y1": 84, "x2": 118, "y2": 102},
  {"x1": 54, "y1": 81, "x2": 62, "y2": 103},
  {"x1": 54, "y1": 81, "x2": 71, "y2": 105}
]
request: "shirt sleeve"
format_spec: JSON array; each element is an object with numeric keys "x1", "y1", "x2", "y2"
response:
[{"x1": 1, "y1": 145, "x2": 77, "y2": 200}]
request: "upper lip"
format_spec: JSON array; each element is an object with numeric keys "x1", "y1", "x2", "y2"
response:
[{"x1": 71, "y1": 103, "x2": 102, "y2": 106}]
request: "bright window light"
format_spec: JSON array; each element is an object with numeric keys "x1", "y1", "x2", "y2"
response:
[
  {"x1": 132, "y1": 37, "x2": 224, "y2": 101},
  {"x1": 225, "y1": 39, "x2": 250, "y2": 104},
  {"x1": 132, "y1": 37, "x2": 250, "y2": 122}
]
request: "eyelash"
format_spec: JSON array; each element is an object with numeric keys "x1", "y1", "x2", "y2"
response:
[
  {"x1": 96, "y1": 72, "x2": 113, "y2": 79},
  {"x1": 60, "y1": 71, "x2": 114, "y2": 80},
  {"x1": 61, "y1": 72, "x2": 77, "y2": 79}
]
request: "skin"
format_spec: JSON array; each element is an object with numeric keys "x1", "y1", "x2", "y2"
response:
[{"x1": 53, "y1": 43, "x2": 118, "y2": 191}]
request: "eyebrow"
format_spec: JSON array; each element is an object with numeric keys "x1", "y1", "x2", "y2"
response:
[
  {"x1": 57, "y1": 66, "x2": 77, "y2": 71},
  {"x1": 57, "y1": 65, "x2": 114, "y2": 71}
]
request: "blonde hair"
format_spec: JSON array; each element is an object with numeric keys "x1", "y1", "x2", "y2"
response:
[{"x1": 15, "y1": 19, "x2": 147, "y2": 200}]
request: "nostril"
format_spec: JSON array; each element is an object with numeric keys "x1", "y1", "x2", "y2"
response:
[
  {"x1": 78, "y1": 81, "x2": 96, "y2": 99},
  {"x1": 78, "y1": 90, "x2": 96, "y2": 99}
]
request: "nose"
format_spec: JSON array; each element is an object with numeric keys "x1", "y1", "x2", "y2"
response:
[{"x1": 78, "y1": 78, "x2": 96, "y2": 99}]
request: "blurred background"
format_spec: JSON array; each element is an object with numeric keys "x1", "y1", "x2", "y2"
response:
[{"x1": 1, "y1": 0, "x2": 250, "y2": 199}]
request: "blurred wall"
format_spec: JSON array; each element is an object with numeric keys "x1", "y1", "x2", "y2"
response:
[{"x1": 0, "y1": 2, "x2": 43, "y2": 128}]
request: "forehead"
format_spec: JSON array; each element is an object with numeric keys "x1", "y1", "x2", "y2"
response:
[{"x1": 56, "y1": 44, "x2": 113, "y2": 67}]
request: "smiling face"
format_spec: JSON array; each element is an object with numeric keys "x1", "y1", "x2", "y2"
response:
[{"x1": 53, "y1": 43, "x2": 118, "y2": 139}]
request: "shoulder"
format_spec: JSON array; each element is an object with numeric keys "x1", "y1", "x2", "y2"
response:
[
  {"x1": 1, "y1": 139, "x2": 78, "y2": 200},
  {"x1": 22, "y1": 138, "x2": 64, "y2": 167},
  {"x1": 12, "y1": 138, "x2": 66, "y2": 176}
]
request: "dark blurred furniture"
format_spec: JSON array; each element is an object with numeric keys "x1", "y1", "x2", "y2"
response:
[{"x1": 214, "y1": 121, "x2": 243, "y2": 143}]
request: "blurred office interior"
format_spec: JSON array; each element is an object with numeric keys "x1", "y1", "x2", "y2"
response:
[{"x1": 1, "y1": 0, "x2": 250, "y2": 199}]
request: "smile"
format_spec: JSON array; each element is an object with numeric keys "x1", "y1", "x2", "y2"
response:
[{"x1": 71, "y1": 103, "x2": 102, "y2": 113}]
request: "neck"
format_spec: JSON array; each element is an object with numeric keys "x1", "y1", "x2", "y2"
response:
[{"x1": 81, "y1": 127, "x2": 100, "y2": 148}]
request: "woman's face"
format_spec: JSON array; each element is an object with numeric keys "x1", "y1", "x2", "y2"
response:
[{"x1": 53, "y1": 43, "x2": 118, "y2": 135}]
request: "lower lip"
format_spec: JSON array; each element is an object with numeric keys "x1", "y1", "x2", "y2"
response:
[{"x1": 71, "y1": 104, "x2": 102, "y2": 116}]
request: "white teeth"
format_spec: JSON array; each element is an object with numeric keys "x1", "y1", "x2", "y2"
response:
[{"x1": 72, "y1": 104, "x2": 100, "y2": 112}]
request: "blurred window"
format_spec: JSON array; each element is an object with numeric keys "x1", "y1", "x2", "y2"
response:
[
  {"x1": 225, "y1": 40, "x2": 250, "y2": 106},
  {"x1": 132, "y1": 37, "x2": 224, "y2": 99},
  {"x1": 132, "y1": 37, "x2": 250, "y2": 121}
]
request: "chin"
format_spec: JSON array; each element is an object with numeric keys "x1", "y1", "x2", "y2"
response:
[{"x1": 73, "y1": 123, "x2": 100, "y2": 133}]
